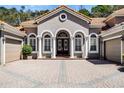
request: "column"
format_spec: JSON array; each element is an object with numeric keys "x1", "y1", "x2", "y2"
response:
[
  {"x1": 38, "y1": 37, "x2": 42, "y2": 58},
  {"x1": 84, "y1": 36, "x2": 88, "y2": 59},
  {"x1": 1, "y1": 36, "x2": 5, "y2": 65},
  {"x1": 121, "y1": 37, "x2": 124, "y2": 64},
  {"x1": 70, "y1": 36, "x2": 74, "y2": 58},
  {"x1": 52, "y1": 37, "x2": 56, "y2": 58}
]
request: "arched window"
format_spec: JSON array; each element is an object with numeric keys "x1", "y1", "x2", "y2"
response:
[
  {"x1": 43, "y1": 34, "x2": 51, "y2": 52},
  {"x1": 89, "y1": 33, "x2": 98, "y2": 53},
  {"x1": 75, "y1": 33, "x2": 83, "y2": 52},
  {"x1": 28, "y1": 33, "x2": 37, "y2": 52}
]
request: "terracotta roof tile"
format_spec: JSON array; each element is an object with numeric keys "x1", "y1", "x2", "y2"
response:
[
  {"x1": 91, "y1": 18, "x2": 106, "y2": 26},
  {"x1": 105, "y1": 8, "x2": 124, "y2": 22}
]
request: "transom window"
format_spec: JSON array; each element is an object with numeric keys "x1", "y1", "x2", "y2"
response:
[
  {"x1": 44, "y1": 34, "x2": 51, "y2": 52},
  {"x1": 28, "y1": 34, "x2": 37, "y2": 51},
  {"x1": 75, "y1": 34, "x2": 82, "y2": 52},
  {"x1": 89, "y1": 33, "x2": 98, "y2": 53}
]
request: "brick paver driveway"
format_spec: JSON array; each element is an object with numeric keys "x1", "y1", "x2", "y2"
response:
[{"x1": 0, "y1": 60, "x2": 124, "y2": 88}]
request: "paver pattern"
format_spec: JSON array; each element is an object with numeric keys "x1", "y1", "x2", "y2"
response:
[{"x1": 0, "y1": 59, "x2": 124, "y2": 88}]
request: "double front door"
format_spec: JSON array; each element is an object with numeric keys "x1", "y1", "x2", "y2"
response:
[{"x1": 57, "y1": 38, "x2": 69, "y2": 56}]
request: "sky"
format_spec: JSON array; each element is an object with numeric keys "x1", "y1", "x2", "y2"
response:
[{"x1": 0, "y1": 5, "x2": 95, "y2": 12}]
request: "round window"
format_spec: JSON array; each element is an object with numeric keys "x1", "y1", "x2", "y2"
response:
[{"x1": 59, "y1": 13, "x2": 67, "y2": 21}]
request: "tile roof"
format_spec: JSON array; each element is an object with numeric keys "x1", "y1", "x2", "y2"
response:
[
  {"x1": 35, "y1": 5, "x2": 91, "y2": 23},
  {"x1": 91, "y1": 18, "x2": 106, "y2": 25},
  {"x1": 0, "y1": 20, "x2": 26, "y2": 37},
  {"x1": 105, "y1": 8, "x2": 124, "y2": 22},
  {"x1": 20, "y1": 20, "x2": 36, "y2": 27}
]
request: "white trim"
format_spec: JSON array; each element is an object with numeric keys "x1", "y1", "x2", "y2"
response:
[
  {"x1": 35, "y1": 6, "x2": 91, "y2": 23},
  {"x1": 121, "y1": 40, "x2": 123, "y2": 64},
  {"x1": 4, "y1": 35, "x2": 23, "y2": 41},
  {"x1": 27, "y1": 33, "x2": 37, "y2": 52},
  {"x1": 40, "y1": 30, "x2": 54, "y2": 38},
  {"x1": 89, "y1": 33, "x2": 99, "y2": 53},
  {"x1": 55, "y1": 28, "x2": 72, "y2": 37},
  {"x1": 73, "y1": 30, "x2": 87, "y2": 37},
  {"x1": 103, "y1": 35, "x2": 122, "y2": 41},
  {"x1": 43, "y1": 33, "x2": 52, "y2": 54},
  {"x1": 74, "y1": 33, "x2": 83, "y2": 52},
  {"x1": 1, "y1": 36, "x2": 6, "y2": 65},
  {"x1": 101, "y1": 25, "x2": 124, "y2": 37}
]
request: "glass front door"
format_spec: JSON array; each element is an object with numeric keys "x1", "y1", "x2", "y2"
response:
[{"x1": 57, "y1": 38, "x2": 69, "y2": 56}]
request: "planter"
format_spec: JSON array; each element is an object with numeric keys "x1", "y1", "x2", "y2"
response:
[{"x1": 23, "y1": 55, "x2": 27, "y2": 59}]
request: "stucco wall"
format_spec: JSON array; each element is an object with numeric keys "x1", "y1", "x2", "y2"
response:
[
  {"x1": 38, "y1": 11, "x2": 89, "y2": 37},
  {"x1": 0, "y1": 31, "x2": 1, "y2": 63}
]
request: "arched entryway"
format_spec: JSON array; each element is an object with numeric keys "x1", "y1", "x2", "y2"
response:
[{"x1": 56, "y1": 30, "x2": 70, "y2": 56}]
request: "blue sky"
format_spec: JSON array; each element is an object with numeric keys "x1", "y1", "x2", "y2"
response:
[{"x1": 0, "y1": 5, "x2": 95, "y2": 12}]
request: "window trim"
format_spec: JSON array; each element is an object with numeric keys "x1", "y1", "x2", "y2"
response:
[
  {"x1": 28, "y1": 33, "x2": 37, "y2": 53},
  {"x1": 89, "y1": 33, "x2": 99, "y2": 53},
  {"x1": 74, "y1": 33, "x2": 83, "y2": 53},
  {"x1": 43, "y1": 33, "x2": 52, "y2": 54}
]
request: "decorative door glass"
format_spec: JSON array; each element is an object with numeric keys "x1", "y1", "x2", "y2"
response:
[
  {"x1": 58, "y1": 40, "x2": 62, "y2": 51},
  {"x1": 64, "y1": 40, "x2": 68, "y2": 51}
]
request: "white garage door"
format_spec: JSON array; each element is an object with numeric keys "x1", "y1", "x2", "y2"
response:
[
  {"x1": 105, "y1": 38, "x2": 121, "y2": 63},
  {"x1": 5, "y1": 38, "x2": 22, "y2": 63}
]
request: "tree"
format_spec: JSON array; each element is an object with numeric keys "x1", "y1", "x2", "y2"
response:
[
  {"x1": 91, "y1": 5, "x2": 113, "y2": 17},
  {"x1": 79, "y1": 8, "x2": 91, "y2": 17}
]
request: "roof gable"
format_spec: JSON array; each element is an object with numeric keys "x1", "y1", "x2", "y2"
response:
[{"x1": 35, "y1": 5, "x2": 91, "y2": 24}]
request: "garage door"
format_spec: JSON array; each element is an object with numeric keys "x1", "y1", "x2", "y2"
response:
[
  {"x1": 5, "y1": 38, "x2": 22, "y2": 63},
  {"x1": 105, "y1": 38, "x2": 121, "y2": 63}
]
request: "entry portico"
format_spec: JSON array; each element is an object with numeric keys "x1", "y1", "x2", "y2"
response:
[{"x1": 38, "y1": 28, "x2": 89, "y2": 59}]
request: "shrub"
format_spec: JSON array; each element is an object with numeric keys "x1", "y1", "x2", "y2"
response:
[{"x1": 22, "y1": 44, "x2": 32, "y2": 56}]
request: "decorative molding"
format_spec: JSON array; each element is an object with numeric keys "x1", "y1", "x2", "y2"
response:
[
  {"x1": 55, "y1": 28, "x2": 72, "y2": 37},
  {"x1": 103, "y1": 35, "x2": 122, "y2": 41},
  {"x1": 59, "y1": 13, "x2": 67, "y2": 22}
]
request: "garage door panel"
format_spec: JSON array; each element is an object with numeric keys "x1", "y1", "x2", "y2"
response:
[
  {"x1": 5, "y1": 39, "x2": 21, "y2": 63},
  {"x1": 106, "y1": 38, "x2": 121, "y2": 63}
]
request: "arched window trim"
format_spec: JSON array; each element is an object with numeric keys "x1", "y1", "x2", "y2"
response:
[
  {"x1": 28, "y1": 33, "x2": 37, "y2": 52},
  {"x1": 74, "y1": 33, "x2": 83, "y2": 53},
  {"x1": 89, "y1": 33, "x2": 99, "y2": 53},
  {"x1": 43, "y1": 33, "x2": 52, "y2": 53}
]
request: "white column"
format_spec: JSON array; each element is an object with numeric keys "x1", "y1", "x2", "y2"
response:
[
  {"x1": 70, "y1": 36, "x2": 74, "y2": 58},
  {"x1": 121, "y1": 39, "x2": 123, "y2": 64},
  {"x1": 38, "y1": 37, "x2": 42, "y2": 58},
  {"x1": 52, "y1": 37, "x2": 56, "y2": 58},
  {"x1": 85, "y1": 36, "x2": 88, "y2": 59},
  {"x1": 1, "y1": 36, "x2": 5, "y2": 65}
]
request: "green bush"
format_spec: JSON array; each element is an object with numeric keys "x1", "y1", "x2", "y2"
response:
[{"x1": 22, "y1": 44, "x2": 32, "y2": 56}]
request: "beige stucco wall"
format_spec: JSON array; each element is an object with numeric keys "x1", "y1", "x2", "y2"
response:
[{"x1": 38, "y1": 11, "x2": 89, "y2": 37}]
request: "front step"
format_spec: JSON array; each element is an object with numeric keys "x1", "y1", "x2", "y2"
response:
[{"x1": 38, "y1": 57, "x2": 85, "y2": 60}]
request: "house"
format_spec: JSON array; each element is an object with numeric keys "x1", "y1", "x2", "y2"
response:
[
  {"x1": 0, "y1": 21, "x2": 26, "y2": 65},
  {"x1": 0, "y1": 5, "x2": 124, "y2": 65}
]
